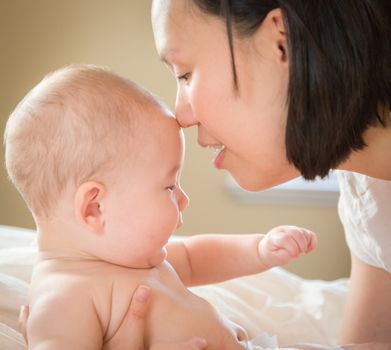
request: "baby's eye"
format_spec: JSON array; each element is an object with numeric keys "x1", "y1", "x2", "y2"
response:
[{"x1": 166, "y1": 185, "x2": 175, "y2": 192}]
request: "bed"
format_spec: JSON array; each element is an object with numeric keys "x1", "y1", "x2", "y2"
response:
[{"x1": 0, "y1": 225, "x2": 348, "y2": 349}]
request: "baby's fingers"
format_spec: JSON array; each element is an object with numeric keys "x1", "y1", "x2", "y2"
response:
[
  {"x1": 306, "y1": 230, "x2": 318, "y2": 252},
  {"x1": 108, "y1": 285, "x2": 151, "y2": 350},
  {"x1": 300, "y1": 228, "x2": 317, "y2": 253},
  {"x1": 289, "y1": 228, "x2": 317, "y2": 254},
  {"x1": 271, "y1": 247, "x2": 297, "y2": 262},
  {"x1": 263, "y1": 234, "x2": 301, "y2": 263}
]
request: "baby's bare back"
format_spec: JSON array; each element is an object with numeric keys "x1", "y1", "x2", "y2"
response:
[{"x1": 29, "y1": 258, "x2": 247, "y2": 349}]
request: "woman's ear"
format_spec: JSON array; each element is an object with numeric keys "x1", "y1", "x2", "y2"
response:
[
  {"x1": 74, "y1": 181, "x2": 106, "y2": 234},
  {"x1": 255, "y1": 8, "x2": 288, "y2": 64},
  {"x1": 270, "y1": 8, "x2": 288, "y2": 63}
]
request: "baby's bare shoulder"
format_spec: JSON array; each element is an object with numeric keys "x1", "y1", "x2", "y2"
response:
[
  {"x1": 29, "y1": 259, "x2": 179, "y2": 341},
  {"x1": 94, "y1": 261, "x2": 179, "y2": 341},
  {"x1": 27, "y1": 260, "x2": 114, "y2": 348},
  {"x1": 28, "y1": 260, "x2": 155, "y2": 338}
]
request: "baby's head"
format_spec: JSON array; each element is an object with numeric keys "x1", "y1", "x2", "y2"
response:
[{"x1": 5, "y1": 64, "x2": 188, "y2": 267}]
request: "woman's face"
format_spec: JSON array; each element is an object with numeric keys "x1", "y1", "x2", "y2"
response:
[{"x1": 152, "y1": 0, "x2": 299, "y2": 191}]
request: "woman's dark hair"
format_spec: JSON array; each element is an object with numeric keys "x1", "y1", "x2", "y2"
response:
[{"x1": 192, "y1": 0, "x2": 391, "y2": 180}]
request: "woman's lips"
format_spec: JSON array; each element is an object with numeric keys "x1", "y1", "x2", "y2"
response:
[
  {"x1": 200, "y1": 142, "x2": 227, "y2": 169},
  {"x1": 211, "y1": 145, "x2": 226, "y2": 169}
]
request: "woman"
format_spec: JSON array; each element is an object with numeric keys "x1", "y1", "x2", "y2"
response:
[
  {"x1": 19, "y1": 0, "x2": 391, "y2": 349},
  {"x1": 150, "y1": 0, "x2": 391, "y2": 348}
]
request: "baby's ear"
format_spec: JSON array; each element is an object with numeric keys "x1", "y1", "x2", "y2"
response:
[{"x1": 75, "y1": 181, "x2": 106, "y2": 234}]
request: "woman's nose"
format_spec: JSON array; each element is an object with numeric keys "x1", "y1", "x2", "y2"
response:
[{"x1": 175, "y1": 87, "x2": 197, "y2": 128}]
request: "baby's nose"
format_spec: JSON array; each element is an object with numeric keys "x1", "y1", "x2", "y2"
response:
[{"x1": 178, "y1": 188, "x2": 189, "y2": 211}]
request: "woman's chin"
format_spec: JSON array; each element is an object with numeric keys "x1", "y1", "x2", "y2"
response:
[
  {"x1": 231, "y1": 171, "x2": 296, "y2": 192},
  {"x1": 229, "y1": 172, "x2": 268, "y2": 192}
]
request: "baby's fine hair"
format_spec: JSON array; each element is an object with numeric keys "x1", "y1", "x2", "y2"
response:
[{"x1": 4, "y1": 64, "x2": 163, "y2": 218}]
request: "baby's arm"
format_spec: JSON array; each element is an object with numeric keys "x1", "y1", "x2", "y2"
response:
[
  {"x1": 27, "y1": 285, "x2": 103, "y2": 350},
  {"x1": 167, "y1": 226, "x2": 316, "y2": 286}
]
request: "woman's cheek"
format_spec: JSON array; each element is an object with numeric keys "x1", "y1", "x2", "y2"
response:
[{"x1": 191, "y1": 83, "x2": 218, "y2": 127}]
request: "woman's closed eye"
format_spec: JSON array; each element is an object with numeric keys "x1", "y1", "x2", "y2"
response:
[{"x1": 177, "y1": 72, "x2": 190, "y2": 82}]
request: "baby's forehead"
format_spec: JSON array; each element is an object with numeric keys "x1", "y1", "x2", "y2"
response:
[
  {"x1": 142, "y1": 110, "x2": 182, "y2": 142},
  {"x1": 134, "y1": 94, "x2": 177, "y2": 126},
  {"x1": 138, "y1": 105, "x2": 183, "y2": 145}
]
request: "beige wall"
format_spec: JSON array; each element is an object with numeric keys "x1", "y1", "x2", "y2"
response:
[{"x1": 0, "y1": 1, "x2": 350, "y2": 280}]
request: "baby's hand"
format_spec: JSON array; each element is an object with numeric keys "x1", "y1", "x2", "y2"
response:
[{"x1": 258, "y1": 226, "x2": 317, "y2": 268}]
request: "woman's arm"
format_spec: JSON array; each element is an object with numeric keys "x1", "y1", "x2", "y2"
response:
[
  {"x1": 97, "y1": 285, "x2": 390, "y2": 350},
  {"x1": 111, "y1": 285, "x2": 390, "y2": 350},
  {"x1": 340, "y1": 254, "x2": 391, "y2": 343}
]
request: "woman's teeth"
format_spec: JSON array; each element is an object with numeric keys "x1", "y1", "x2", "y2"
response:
[{"x1": 210, "y1": 145, "x2": 225, "y2": 153}]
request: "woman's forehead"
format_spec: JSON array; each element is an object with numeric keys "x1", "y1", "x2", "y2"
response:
[
  {"x1": 152, "y1": 0, "x2": 191, "y2": 40},
  {"x1": 152, "y1": 0, "x2": 218, "y2": 36},
  {"x1": 153, "y1": 0, "x2": 226, "y2": 60}
]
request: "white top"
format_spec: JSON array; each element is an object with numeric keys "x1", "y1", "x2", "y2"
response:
[{"x1": 337, "y1": 171, "x2": 391, "y2": 273}]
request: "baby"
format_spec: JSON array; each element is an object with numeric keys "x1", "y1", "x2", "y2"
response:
[{"x1": 4, "y1": 64, "x2": 317, "y2": 349}]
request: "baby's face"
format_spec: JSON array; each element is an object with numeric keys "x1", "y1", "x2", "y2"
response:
[{"x1": 101, "y1": 109, "x2": 188, "y2": 268}]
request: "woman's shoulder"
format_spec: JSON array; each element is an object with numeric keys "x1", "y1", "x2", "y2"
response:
[
  {"x1": 336, "y1": 170, "x2": 391, "y2": 198},
  {"x1": 337, "y1": 170, "x2": 391, "y2": 273}
]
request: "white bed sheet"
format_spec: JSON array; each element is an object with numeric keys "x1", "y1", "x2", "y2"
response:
[{"x1": 0, "y1": 225, "x2": 348, "y2": 349}]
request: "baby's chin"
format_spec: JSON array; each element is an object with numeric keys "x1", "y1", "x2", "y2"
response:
[
  {"x1": 146, "y1": 247, "x2": 167, "y2": 268},
  {"x1": 106, "y1": 247, "x2": 167, "y2": 269}
]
